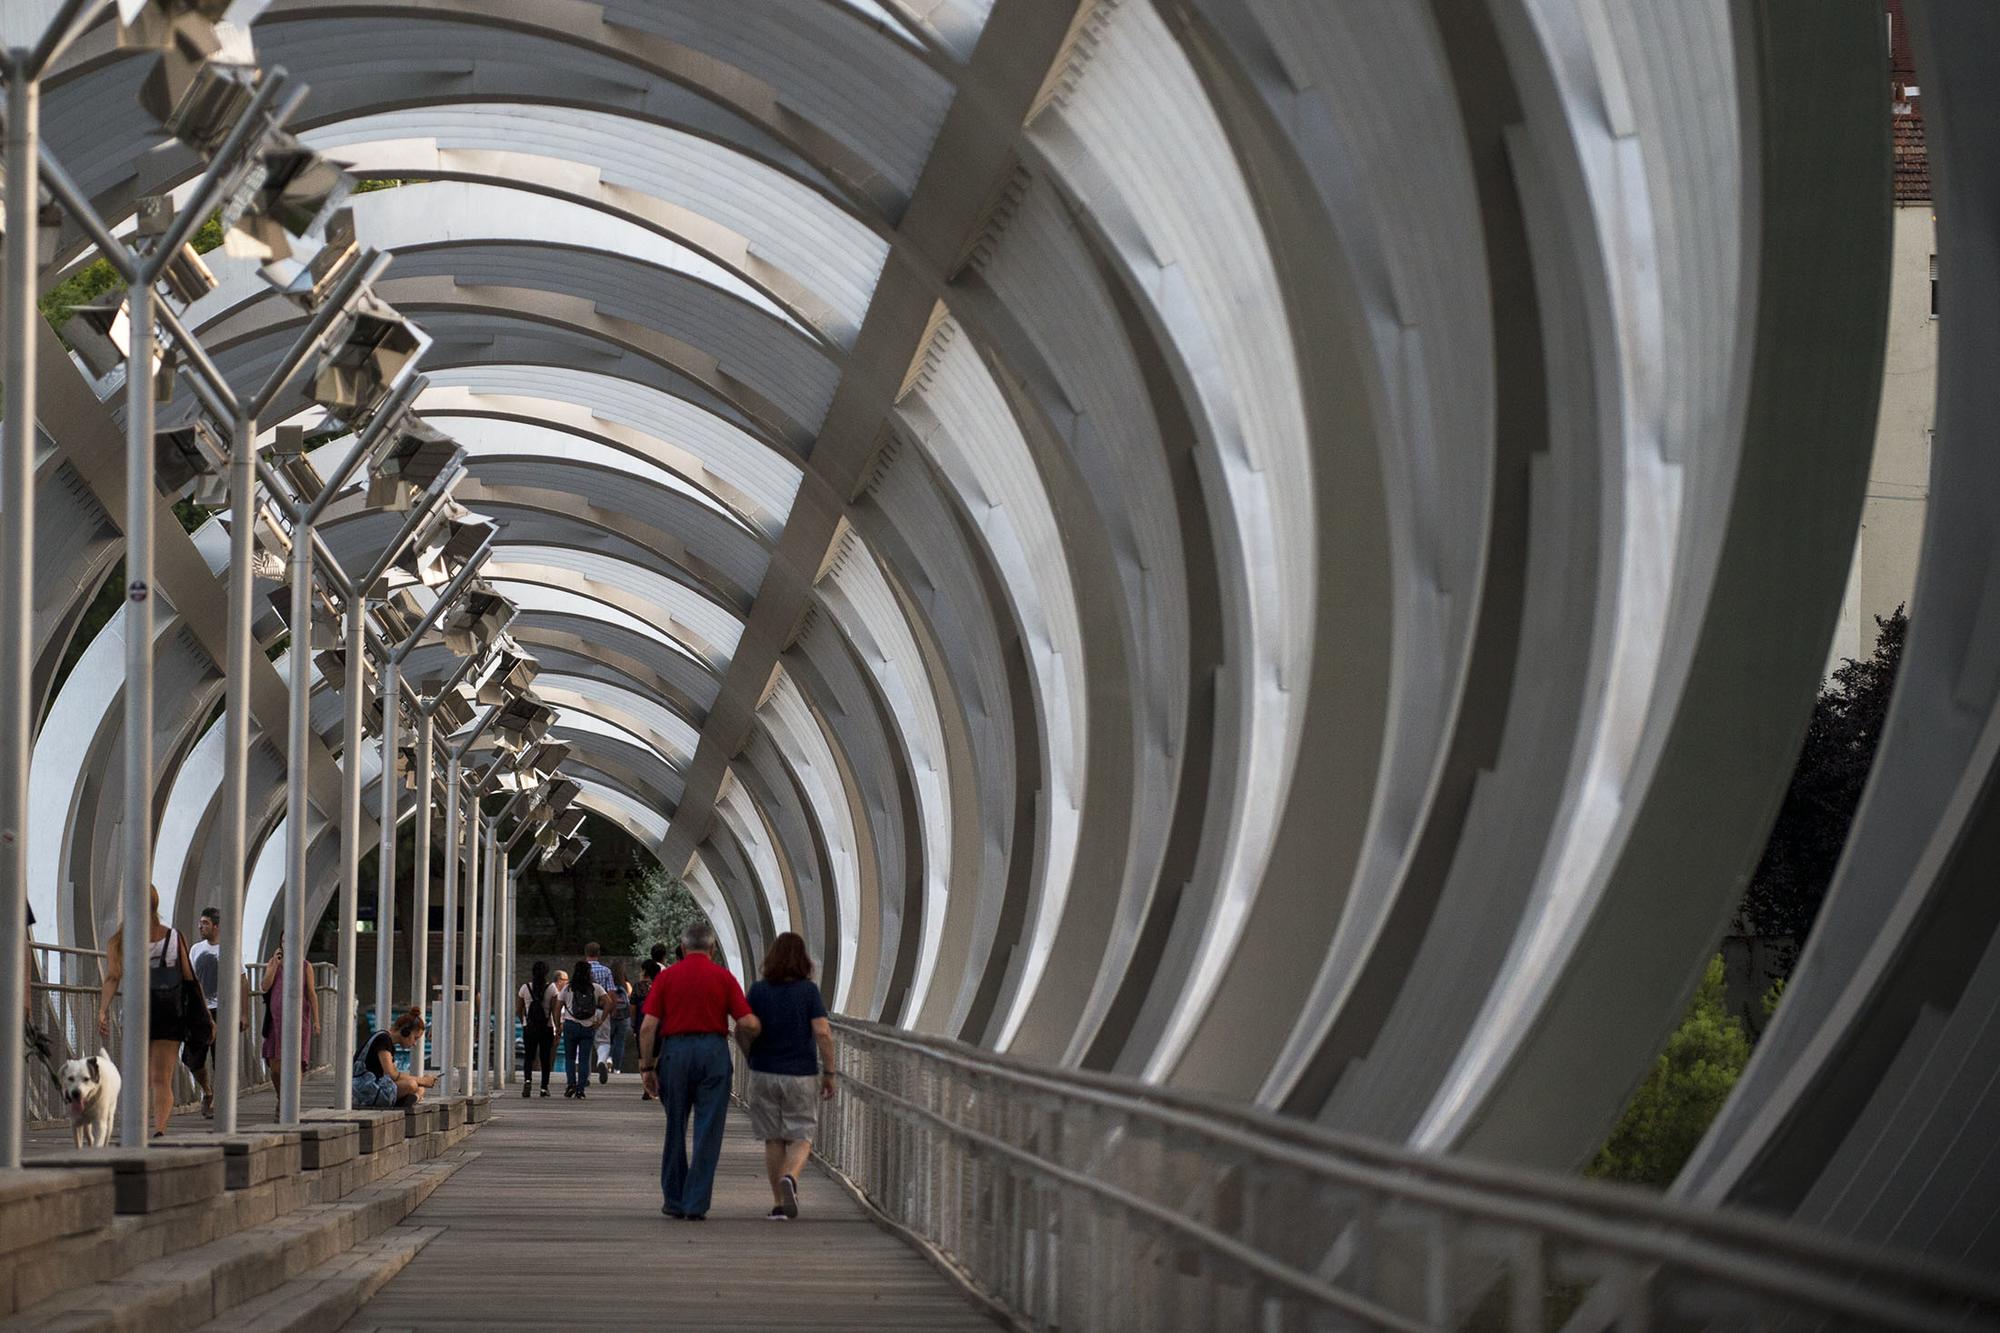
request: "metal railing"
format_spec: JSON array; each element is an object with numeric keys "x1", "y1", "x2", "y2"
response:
[
  {"x1": 817, "y1": 1019, "x2": 2000, "y2": 1331},
  {"x1": 25, "y1": 945, "x2": 338, "y2": 1128}
]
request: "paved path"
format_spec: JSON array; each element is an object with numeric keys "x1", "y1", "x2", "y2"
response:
[{"x1": 345, "y1": 1074, "x2": 997, "y2": 1330}]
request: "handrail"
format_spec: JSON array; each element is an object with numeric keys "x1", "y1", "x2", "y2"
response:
[
  {"x1": 834, "y1": 1016, "x2": 2000, "y2": 1306},
  {"x1": 821, "y1": 1017, "x2": 2000, "y2": 1331}
]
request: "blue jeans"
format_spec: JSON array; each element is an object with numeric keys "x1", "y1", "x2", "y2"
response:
[
  {"x1": 563, "y1": 1020, "x2": 595, "y2": 1093},
  {"x1": 607, "y1": 1015, "x2": 632, "y2": 1071},
  {"x1": 660, "y1": 1033, "x2": 731, "y2": 1217}
]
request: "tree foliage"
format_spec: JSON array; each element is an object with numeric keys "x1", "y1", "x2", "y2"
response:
[
  {"x1": 1735, "y1": 607, "x2": 1907, "y2": 963},
  {"x1": 1588, "y1": 956, "x2": 1754, "y2": 1187},
  {"x1": 628, "y1": 867, "x2": 711, "y2": 959}
]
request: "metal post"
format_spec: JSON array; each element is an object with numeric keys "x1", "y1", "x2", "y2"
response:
[
  {"x1": 501, "y1": 851, "x2": 515, "y2": 1090},
  {"x1": 279, "y1": 525, "x2": 312, "y2": 1125},
  {"x1": 334, "y1": 599, "x2": 366, "y2": 1109},
  {"x1": 373, "y1": 658, "x2": 397, "y2": 1040},
  {"x1": 439, "y1": 756, "x2": 461, "y2": 1096},
  {"x1": 0, "y1": 60, "x2": 39, "y2": 1168},
  {"x1": 477, "y1": 817, "x2": 496, "y2": 1094},
  {"x1": 463, "y1": 797, "x2": 481, "y2": 1093},
  {"x1": 410, "y1": 711, "x2": 432, "y2": 1073},
  {"x1": 215, "y1": 417, "x2": 254, "y2": 1135},
  {"x1": 119, "y1": 286, "x2": 156, "y2": 1147}
]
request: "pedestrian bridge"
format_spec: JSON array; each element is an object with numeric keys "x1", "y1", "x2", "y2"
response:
[
  {"x1": 4, "y1": 1020, "x2": 1995, "y2": 1331},
  {"x1": 4, "y1": 0, "x2": 2000, "y2": 1327}
]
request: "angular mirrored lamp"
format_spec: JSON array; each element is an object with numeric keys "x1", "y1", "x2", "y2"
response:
[
  {"x1": 309, "y1": 295, "x2": 427, "y2": 423},
  {"x1": 440, "y1": 587, "x2": 516, "y2": 658},
  {"x1": 491, "y1": 694, "x2": 555, "y2": 753},
  {"x1": 544, "y1": 775, "x2": 580, "y2": 814},
  {"x1": 430, "y1": 688, "x2": 475, "y2": 735},
  {"x1": 540, "y1": 837, "x2": 587, "y2": 873},
  {"x1": 259, "y1": 206, "x2": 360, "y2": 310},
  {"x1": 365, "y1": 417, "x2": 462, "y2": 511},
  {"x1": 135, "y1": 16, "x2": 258, "y2": 154},
  {"x1": 473, "y1": 641, "x2": 538, "y2": 707},
  {"x1": 222, "y1": 133, "x2": 351, "y2": 252},
  {"x1": 267, "y1": 423, "x2": 330, "y2": 509},
  {"x1": 61, "y1": 295, "x2": 133, "y2": 381},
  {"x1": 552, "y1": 806, "x2": 586, "y2": 840},
  {"x1": 389, "y1": 502, "x2": 488, "y2": 592},
  {"x1": 154, "y1": 414, "x2": 229, "y2": 506},
  {"x1": 518, "y1": 739, "x2": 571, "y2": 780}
]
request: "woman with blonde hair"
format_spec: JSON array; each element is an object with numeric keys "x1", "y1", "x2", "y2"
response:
[{"x1": 98, "y1": 887, "x2": 213, "y2": 1137}]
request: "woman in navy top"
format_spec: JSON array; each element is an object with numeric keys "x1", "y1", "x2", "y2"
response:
[{"x1": 745, "y1": 932, "x2": 836, "y2": 1219}]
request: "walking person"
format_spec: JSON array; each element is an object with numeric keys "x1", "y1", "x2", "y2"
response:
[
  {"x1": 183, "y1": 907, "x2": 245, "y2": 1118},
  {"x1": 557, "y1": 959, "x2": 606, "y2": 1099},
  {"x1": 599, "y1": 959, "x2": 633, "y2": 1083},
  {"x1": 259, "y1": 944, "x2": 319, "y2": 1106},
  {"x1": 583, "y1": 942, "x2": 614, "y2": 1080},
  {"x1": 98, "y1": 887, "x2": 213, "y2": 1137},
  {"x1": 745, "y1": 933, "x2": 836, "y2": 1219},
  {"x1": 517, "y1": 961, "x2": 556, "y2": 1097},
  {"x1": 638, "y1": 923, "x2": 760, "y2": 1219},
  {"x1": 632, "y1": 954, "x2": 662, "y2": 1100}
]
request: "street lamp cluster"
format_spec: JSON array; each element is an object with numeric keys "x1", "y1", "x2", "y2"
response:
[{"x1": 0, "y1": 1, "x2": 589, "y2": 1153}]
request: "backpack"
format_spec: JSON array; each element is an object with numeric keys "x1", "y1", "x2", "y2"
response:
[
  {"x1": 149, "y1": 930, "x2": 183, "y2": 1023},
  {"x1": 567, "y1": 983, "x2": 596, "y2": 1023}
]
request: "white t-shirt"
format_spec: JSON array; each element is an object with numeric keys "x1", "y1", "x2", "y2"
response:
[{"x1": 189, "y1": 939, "x2": 220, "y2": 1011}]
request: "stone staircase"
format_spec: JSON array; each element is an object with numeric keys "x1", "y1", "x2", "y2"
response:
[{"x1": 0, "y1": 1093, "x2": 490, "y2": 1332}]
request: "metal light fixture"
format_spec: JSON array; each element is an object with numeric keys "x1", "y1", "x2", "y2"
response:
[
  {"x1": 259, "y1": 206, "x2": 360, "y2": 310},
  {"x1": 154, "y1": 412, "x2": 228, "y2": 506},
  {"x1": 439, "y1": 585, "x2": 516, "y2": 658},
  {"x1": 473, "y1": 640, "x2": 538, "y2": 706},
  {"x1": 61, "y1": 295, "x2": 134, "y2": 381},
  {"x1": 133, "y1": 16, "x2": 258, "y2": 155},
  {"x1": 220, "y1": 132, "x2": 353, "y2": 278},
  {"x1": 491, "y1": 693, "x2": 555, "y2": 753},
  {"x1": 552, "y1": 806, "x2": 586, "y2": 840},
  {"x1": 401, "y1": 503, "x2": 492, "y2": 589},
  {"x1": 540, "y1": 836, "x2": 588, "y2": 873},
  {"x1": 308, "y1": 294, "x2": 426, "y2": 424},
  {"x1": 365, "y1": 416, "x2": 461, "y2": 511}
]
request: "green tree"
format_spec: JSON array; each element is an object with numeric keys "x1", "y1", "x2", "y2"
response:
[
  {"x1": 1588, "y1": 956, "x2": 1752, "y2": 1187},
  {"x1": 1735, "y1": 607, "x2": 1907, "y2": 972},
  {"x1": 628, "y1": 868, "x2": 710, "y2": 958}
]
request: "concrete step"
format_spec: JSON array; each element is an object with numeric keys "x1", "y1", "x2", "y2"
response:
[
  {"x1": 191, "y1": 1225, "x2": 441, "y2": 1333},
  {"x1": 0, "y1": 1113, "x2": 481, "y2": 1321},
  {"x1": 0, "y1": 1152, "x2": 472, "y2": 1332}
]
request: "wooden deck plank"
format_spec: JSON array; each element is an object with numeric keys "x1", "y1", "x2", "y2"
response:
[{"x1": 345, "y1": 1078, "x2": 999, "y2": 1330}]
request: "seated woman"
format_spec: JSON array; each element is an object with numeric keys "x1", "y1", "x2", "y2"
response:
[{"x1": 353, "y1": 1008, "x2": 438, "y2": 1107}]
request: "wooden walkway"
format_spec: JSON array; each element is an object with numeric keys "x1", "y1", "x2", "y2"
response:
[{"x1": 344, "y1": 1075, "x2": 998, "y2": 1330}]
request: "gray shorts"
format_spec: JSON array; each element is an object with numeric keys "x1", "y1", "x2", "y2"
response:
[{"x1": 747, "y1": 1070, "x2": 820, "y2": 1142}]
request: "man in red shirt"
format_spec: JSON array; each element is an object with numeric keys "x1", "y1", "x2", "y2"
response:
[{"x1": 638, "y1": 923, "x2": 760, "y2": 1218}]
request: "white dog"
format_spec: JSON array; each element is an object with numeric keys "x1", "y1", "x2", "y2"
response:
[{"x1": 58, "y1": 1050, "x2": 120, "y2": 1148}]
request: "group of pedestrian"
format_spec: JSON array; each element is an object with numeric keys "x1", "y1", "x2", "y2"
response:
[
  {"x1": 516, "y1": 942, "x2": 641, "y2": 1098},
  {"x1": 93, "y1": 891, "x2": 328, "y2": 1135},
  {"x1": 512, "y1": 925, "x2": 837, "y2": 1222}
]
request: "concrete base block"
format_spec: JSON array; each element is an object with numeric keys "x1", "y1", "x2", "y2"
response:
[
  {"x1": 0, "y1": 1167, "x2": 115, "y2": 1257},
  {"x1": 280, "y1": 1122, "x2": 358, "y2": 1172},
  {"x1": 436, "y1": 1097, "x2": 467, "y2": 1130},
  {"x1": 400, "y1": 1103, "x2": 439, "y2": 1139},
  {"x1": 299, "y1": 1110, "x2": 404, "y2": 1155},
  {"x1": 26, "y1": 1147, "x2": 225, "y2": 1215},
  {"x1": 156, "y1": 1132, "x2": 302, "y2": 1191}
]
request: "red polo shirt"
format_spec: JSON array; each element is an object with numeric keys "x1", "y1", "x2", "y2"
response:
[{"x1": 642, "y1": 953, "x2": 751, "y2": 1036}]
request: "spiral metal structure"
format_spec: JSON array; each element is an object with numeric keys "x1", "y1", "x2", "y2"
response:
[{"x1": 15, "y1": 0, "x2": 2000, "y2": 1267}]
